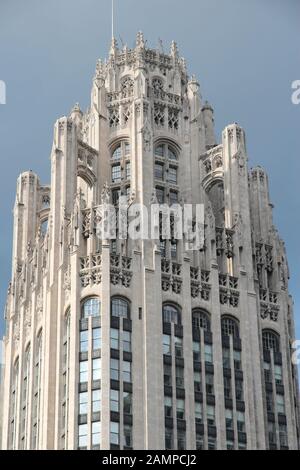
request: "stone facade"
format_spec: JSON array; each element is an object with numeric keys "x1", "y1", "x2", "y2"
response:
[{"x1": 1, "y1": 33, "x2": 299, "y2": 450}]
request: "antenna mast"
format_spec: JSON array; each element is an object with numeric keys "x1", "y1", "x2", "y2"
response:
[{"x1": 112, "y1": 0, "x2": 115, "y2": 39}]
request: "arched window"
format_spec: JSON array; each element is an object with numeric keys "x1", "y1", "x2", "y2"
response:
[
  {"x1": 262, "y1": 330, "x2": 280, "y2": 353},
  {"x1": 111, "y1": 297, "x2": 130, "y2": 319},
  {"x1": 221, "y1": 316, "x2": 239, "y2": 338},
  {"x1": 81, "y1": 298, "x2": 101, "y2": 318},
  {"x1": 192, "y1": 310, "x2": 211, "y2": 332},
  {"x1": 154, "y1": 143, "x2": 178, "y2": 161},
  {"x1": 163, "y1": 304, "x2": 181, "y2": 325}
]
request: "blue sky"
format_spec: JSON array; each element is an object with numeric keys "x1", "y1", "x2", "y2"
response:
[{"x1": 0, "y1": 0, "x2": 299, "y2": 341}]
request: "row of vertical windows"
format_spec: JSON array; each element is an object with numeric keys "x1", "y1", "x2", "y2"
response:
[{"x1": 9, "y1": 331, "x2": 43, "y2": 450}]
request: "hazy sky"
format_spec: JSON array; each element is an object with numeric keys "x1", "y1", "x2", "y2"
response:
[{"x1": 0, "y1": 0, "x2": 299, "y2": 342}]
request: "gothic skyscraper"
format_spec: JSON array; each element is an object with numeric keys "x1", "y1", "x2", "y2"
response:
[{"x1": 1, "y1": 33, "x2": 299, "y2": 450}]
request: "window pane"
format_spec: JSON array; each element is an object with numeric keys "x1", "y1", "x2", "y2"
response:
[
  {"x1": 110, "y1": 329, "x2": 119, "y2": 350},
  {"x1": 123, "y1": 331, "x2": 131, "y2": 353},
  {"x1": 80, "y1": 330, "x2": 89, "y2": 352},
  {"x1": 123, "y1": 361, "x2": 132, "y2": 383},
  {"x1": 110, "y1": 358, "x2": 119, "y2": 381},
  {"x1": 155, "y1": 162, "x2": 164, "y2": 180},
  {"x1": 92, "y1": 358, "x2": 101, "y2": 381},
  {"x1": 112, "y1": 164, "x2": 121, "y2": 183},
  {"x1": 168, "y1": 167, "x2": 177, "y2": 184},
  {"x1": 92, "y1": 328, "x2": 101, "y2": 350},
  {"x1": 110, "y1": 389, "x2": 119, "y2": 412},
  {"x1": 163, "y1": 335, "x2": 171, "y2": 355},
  {"x1": 79, "y1": 392, "x2": 88, "y2": 415},
  {"x1": 92, "y1": 389, "x2": 101, "y2": 413},
  {"x1": 80, "y1": 361, "x2": 88, "y2": 383},
  {"x1": 123, "y1": 392, "x2": 132, "y2": 415},
  {"x1": 92, "y1": 421, "x2": 101, "y2": 446}
]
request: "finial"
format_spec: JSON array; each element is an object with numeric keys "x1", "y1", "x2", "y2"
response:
[
  {"x1": 110, "y1": 37, "x2": 118, "y2": 56},
  {"x1": 170, "y1": 40, "x2": 178, "y2": 57},
  {"x1": 136, "y1": 31, "x2": 145, "y2": 49}
]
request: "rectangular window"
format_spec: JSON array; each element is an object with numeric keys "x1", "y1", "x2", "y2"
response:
[
  {"x1": 194, "y1": 371, "x2": 202, "y2": 392},
  {"x1": 123, "y1": 391, "x2": 132, "y2": 415},
  {"x1": 276, "y1": 394, "x2": 285, "y2": 414},
  {"x1": 222, "y1": 348, "x2": 230, "y2": 369},
  {"x1": 92, "y1": 389, "x2": 101, "y2": 413},
  {"x1": 235, "y1": 378, "x2": 244, "y2": 401},
  {"x1": 196, "y1": 434, "x2": 204, "y2": 450},
  {"x1": 193, "y1": 341, "x2": 201, "y2": 362},
  {"x1": 156, "y1": 187, "x2": 165, "y2": 204},
  {"x1": 112, "y1": 164, "x2": 121, "y2": 183},
  {"x1": 110, "y1": 329, "x2": 119, "y2": 350},
  {"x1": 112, "y1": 189, "x2": 121, "y2": 205},
  {"x1": 155, "y1": 162, "x2": 164, "y2": 180},
  {"x1": 224, "y1": 376, "x2": 232, "y2": 399},
  {"x1": 225, "y1": 408, "x2": 233, "y2": 430},
  {"x1": 176, "y1": 399, "x2": 185, "y2": 420},
  {"x1": 237, "y1": 411, "x2": 245, "y2": 432},
  {"x1": 123, "y1": 425, "x2": 132, "y2": 448},
  {"x1": 195, "y1": 401, "x2": 203, "y2": 424},
  {"x1": 123, "y1": 331, "x2": 131, "y2": 353},
  {"x1": 174, "y1": 337, "x2": 183, "y2": 358},
  {"x1": 169, "y1": 190, "x2": 178, "y2": 205},
  {"x1": 110, "y1": 358, "x2": 119, "y2": 381},
  {"x1": 266, "y1": 392, "x2": 273, "y2": 412},
  {"x1": 165, "y1": 429, "x2": 173, "y2": 450},
  {"x1": 206, "y1": 373, "x2": 214, "y2": 395},
  {"x1": 171, "y1": 240, "x2": 177, "y2": 259},
  {"x1": 79, "y1": 391, "x2": 88, "y2": 415},
  {"x1": 268, "y1": 422, "x2": 276, "y2": 445},
  {"x1": 274, "y1": 365, "x2": 283, "y2": 385},
  {"x1": 163, "y1": 334, "x2": 171, "y2": 355},
  {"x1": 177, "y1": 431, "x2": 186, "y2": 450},
  {"x1": 78, "y1": 424, "x2": 88, "y2": 448},
  {"x1": 160, "y1": 239, "x2": 166, "y2": 257},
  {"x1": 110, "y1": 422, "x2": 119, "y2": 445},
  {"x1": 279, "y1": 424, "x2": 288, "y2": 447},
  {"x1": 123, "y1": 361, "x2": 132, "y2": 383},
  {"x1": 110, "y1": 389, "x2": 119, "y2": 412},
  {"x1": 92, "y1": 358, "x2": 101, "y2": 381},
  {"x1": 207, "y1": 405, "x2": 215, "y2": 426},
  {"x1": 204, "y1": 344, "x2": 213, "y2": 364},
  {"x1": 92, "y1": 328, "x2": 101, "y2": 350},
  {"x1": 264, "y1": 361, "x2": 272, "y2": 383},
  {"x1": 80, "y1": 331, "x2": 88, "y2": 353},
  {"x1": 92, "y1": 421, "x2": 101, "y2": 446},
  {"x1": 176, "y1": 366, "x2": 184, "y2": 389},
  {"x1": 164, "y1": 396, "x2": 173, "y2": 418},
  {"x1": 208, "y1": 437, "x2": 216, "y2": 449},
  {"x1": 168, "y1": 166, "x2": 177, "y2": 184},
  {"x1": 79, "y1": 361, "x2": 88, "y2": 383},
  {"x1": 233, "y1": 350, "x2": 242, "y2": 370},
  {"x1": 164, "y1": 364, "x2": 172, "y2": 386},
  {"x1": 126, "y1": 162, "x2": 131, "y2": 180}
]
